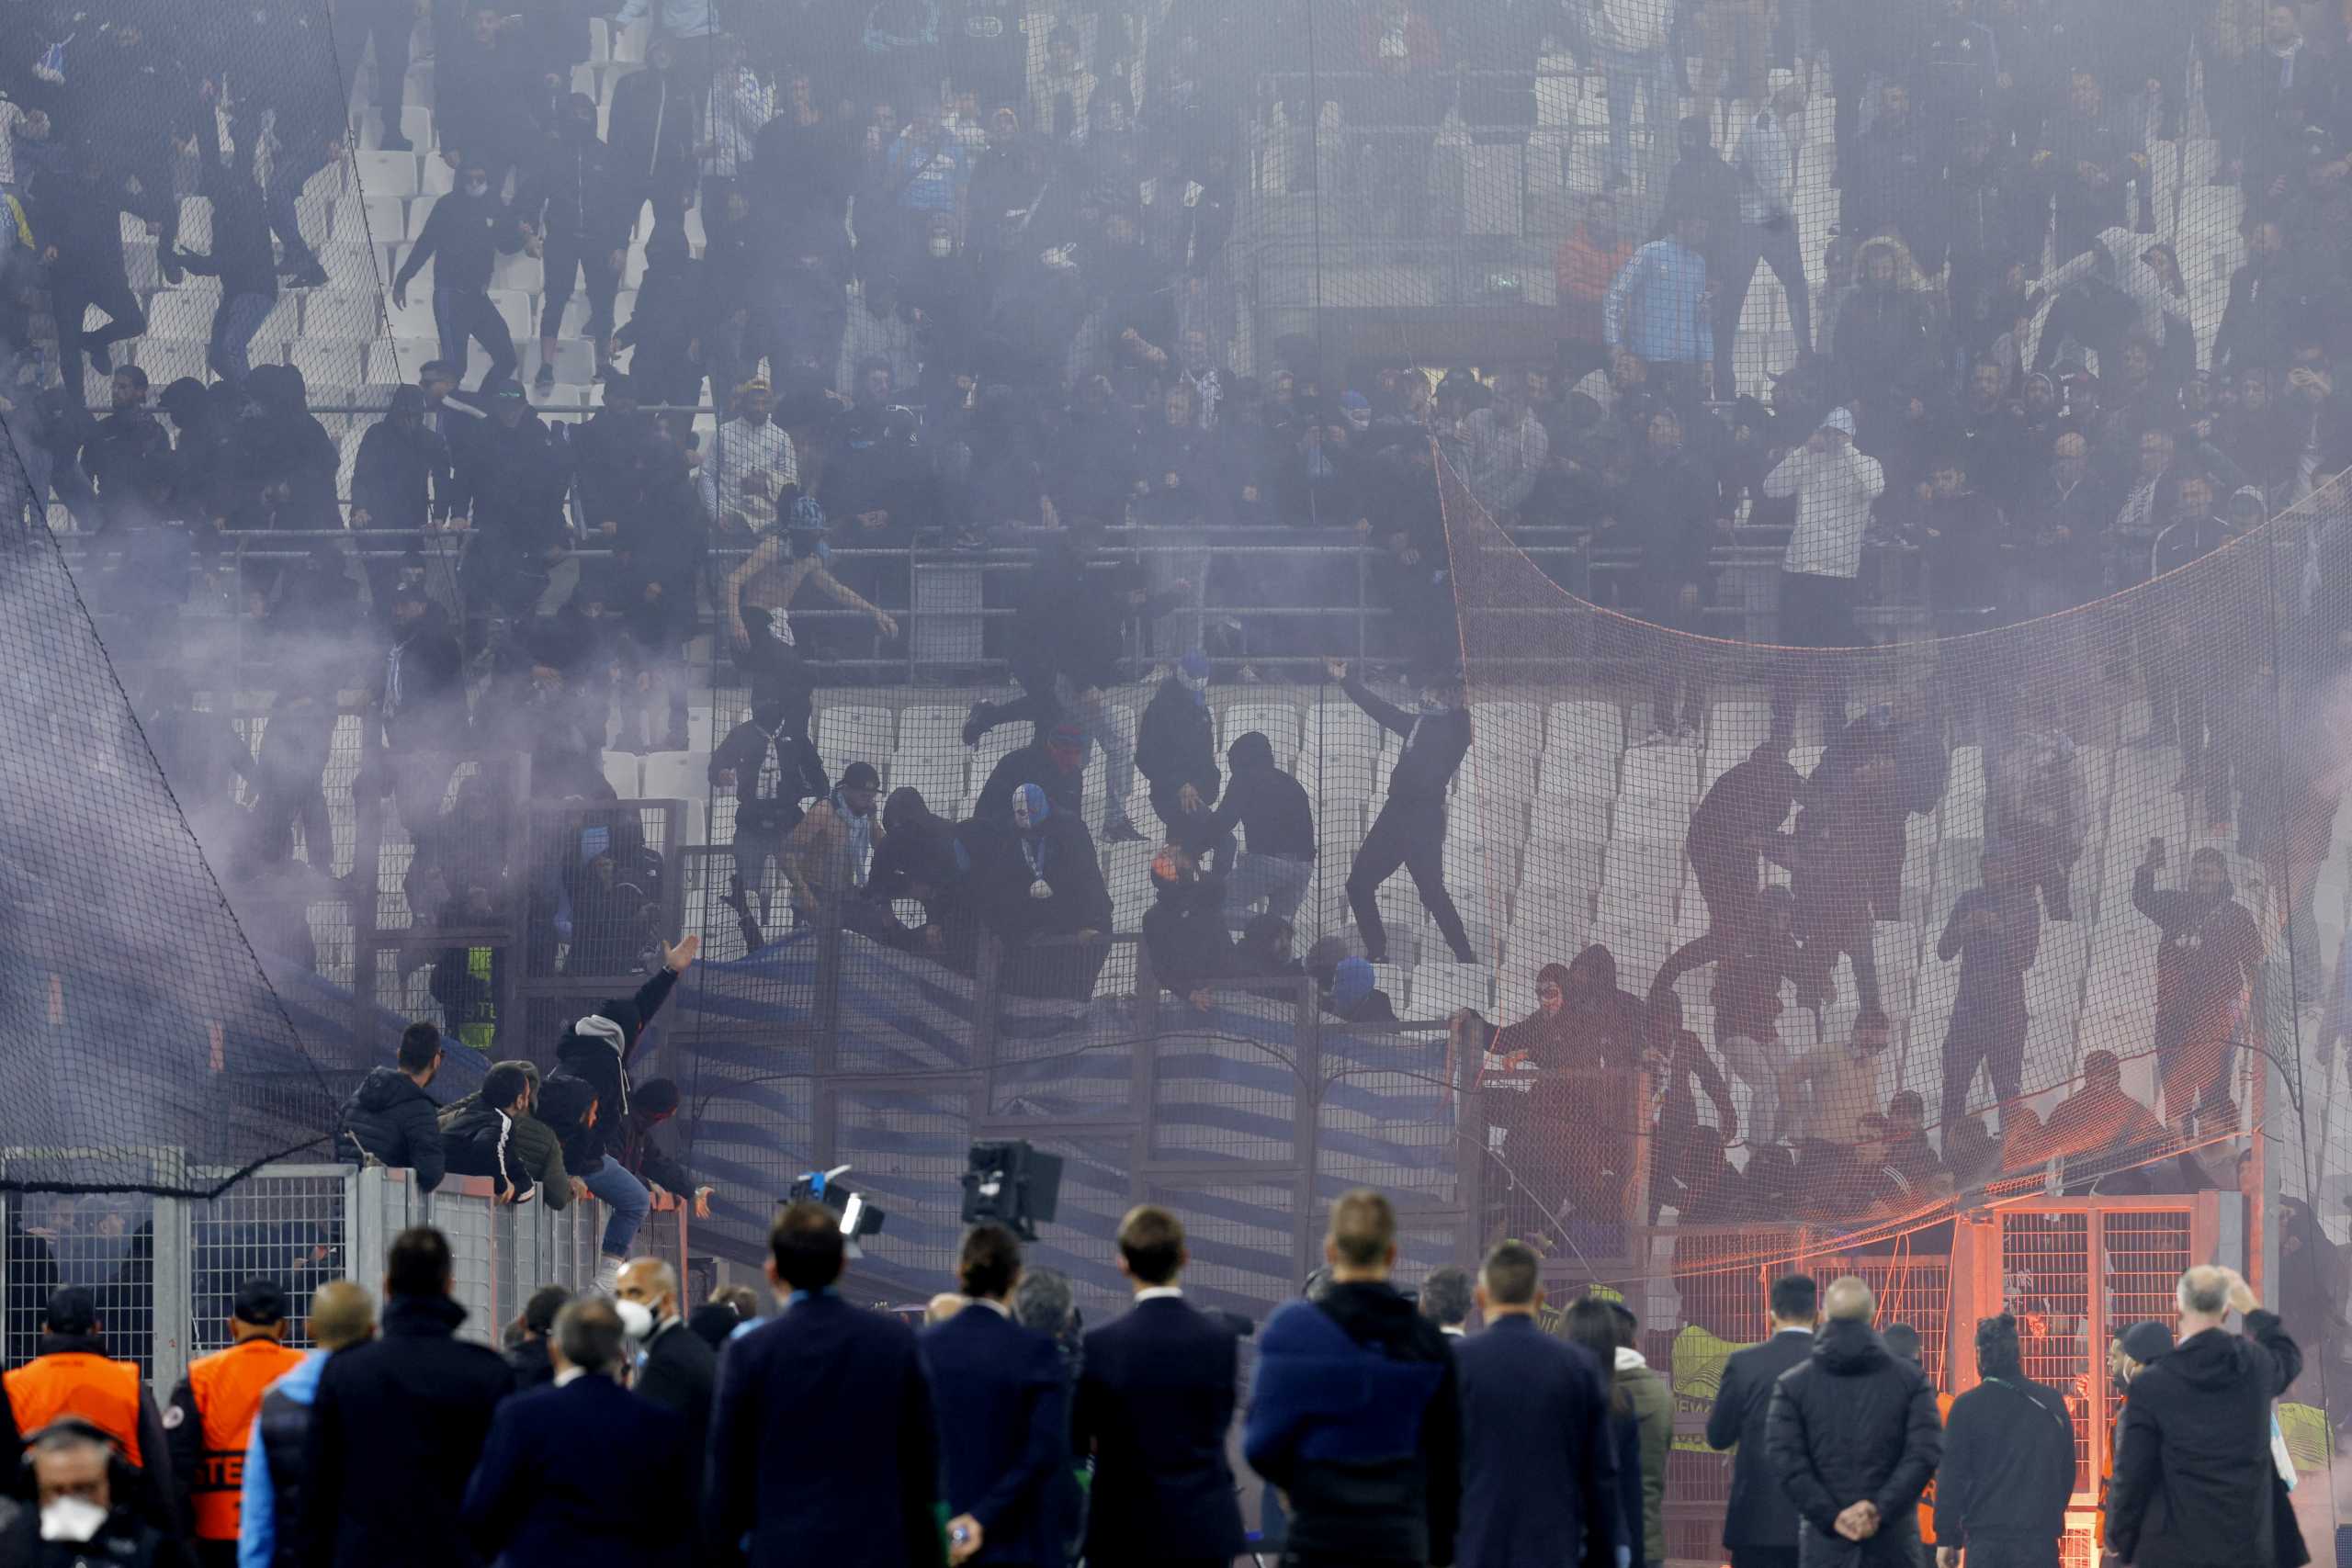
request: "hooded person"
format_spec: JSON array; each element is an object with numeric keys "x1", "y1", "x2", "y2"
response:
[
  {"x1": 1326, "y1": 954, "x2": 1398, "y2": 1024},
  {"x1": 977, "y1": 718, "x2": 1092, "y2": 826},
  {"x1": 538, "y1": 936, "x2": 700, "y2": 1291},
  {"x1": 978, "y1": 782, "x2": 1114, "y2": 999},
  {"x1": 1487, "y1": 963, "x2": 1577, "y2": 1069},
  {"x1": 2034, "y1": 225, "x2": 2194, "y2": 378},
  {"x1": 1142, "y1": 841, "x2": 1234, "y2": 1009},
  {"x1": 1234, "y1": 914, "x2": 1307, "y2": 999},
  {"x1": 1136, "y1": 650, "x2": 1223, "y2": 847},
  {"x1": 864, "y1": 786, "x2": 969, "y2": 960},
  {"x1": 2132, "y1": 843, "x2": 2264, "y2": 1121},
  {"x1": 1198, "y1": 729, "x2": 1317, "y2": 932}
]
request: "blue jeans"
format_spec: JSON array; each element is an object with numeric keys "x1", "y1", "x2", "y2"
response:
[
  {"x1": 208, "y1": 291, "x2": 278, "y2": 382},
  {"x1": 1598, "y1": 46, "x2": 1677, "y2": 176},
  {"x1": 1224, "y1": 852, "x2": 1311, "y2": 932},
  {"x1": 434, "y1": 286, "x2": 517, "y2": 388},
  {"x1": 581, "y1": 1159, "x2": 650, "y2": 1258}
]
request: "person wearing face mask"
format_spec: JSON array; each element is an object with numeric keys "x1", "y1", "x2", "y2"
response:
[
  {"x1": 2133, "y1": 841, "x2": 2264, "y2": 1122},
  {"x1": 460, "y1": 1299, "x2": 693, "y2": 1568},
  {"x1": 978, "y1": 782, "x2": 1113, "y2": 999},
  {"x1": 1136, "y1": 651, "x2": 1223, "y2": 850},
  {"x1": 391, "y1": 157, "x2": 523, "y2": 390},
  {"x1": 515, "y1": 95, "x2": 629, "y2": 398},
  {"x1": 3, "y1": 1421, "x2": 186, "y2": 1567},
  {"x1": 1326, "y1": 659, "x2": 1477, "y2": 965},
  {"x1": 1142, "y1": 843, "x2": 1234, "y2": 1010},
  {"x1": 614, "y1": 1258, "x2": 715, "y2": 1539}
]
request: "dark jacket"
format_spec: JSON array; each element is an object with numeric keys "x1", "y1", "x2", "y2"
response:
[
  {"x1": 1136, "y1": 680, "x2": 1220, "y2": 801},
  {"x1": 1244, "y1": 1281, "x2": 1462, "y2": 1567},
  {"x1": 969, "y1": 812, "x2": 1112, "y2": 943},
  {"x1": 392, "y1": 188, "x2": 518, "y2": 297},
  {"x1": 707, "y1": 1292, "x2": 939, "y2": 1568},
  {"x1": 437, "y1": 1100, "x2": 533, "y2": 1196},
  {"x1": 975, "y1": 740, "x2": 1087, "y2": 829},
  {"x1": 547, "y1": 968, "x2": 679, "y2": 1174},
  {"x1": 711, "y1": 716, "x2": 831, "y2": 839},
  {"x1": 1706, "y1": 1326, "x2": 1815, "y2": 1549},
  {"x1": 2132, "y1": 865, "x2": 2264, "y2": 1047},
  {"x1": 436, "y1": 1089, "x2": 571, "y2": 1208},
  {"x1": 460, "y1": 1373, "x2": 689, "y2": 1568},
  {"x1": 632, "y1": 1319, "x2": 717, "y2": 1529},
  {"x1": 351, "y1": 414, "x2": 451, "y2": 531},
  {"x1": 1939, "y1": 1371, "x2": 2074, "y2": 1549},
  {"x1": 336, "y1": 1067, "x2": 446, "y2": 1193},
  {"x1": 1073, "y1": 1296, "x2": 1247, "y2": 1566},
  {"x1": 295, "y1": 1292, "x2": 513, "y2": 1568},
  {"x1": 1200, "y1": 732, "x2": 1317, "y2": 861},
  {"x1": 1455, "y1": 1315, "x2": 1617, "y2": 1568},
  {"x1": 1342, "y1": 676, "x2": 1471, "y2": 811},
  {"x1": 503, "y1": 1339, "x2": 554, "y2": 1395},
  {"x1": 1142, "y1": 875, "x2": 1233, "y2": 997},
  {"x1": 921, "y1": 1304, "x2": 1070, "y2": 1568},
  {"x1": 2107, "y1": 1309, "x2": 2302, "y2": 1568},
  {"x1": 1764, "y1": 1317, "x2": 1943, "y2": 1565}
]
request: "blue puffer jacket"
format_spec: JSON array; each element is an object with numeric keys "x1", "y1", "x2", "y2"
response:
[{"x1": 1604, "y1": 237, "x2": 1713, "y2": 367}]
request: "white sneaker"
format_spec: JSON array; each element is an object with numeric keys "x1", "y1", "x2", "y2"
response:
[{"x1": 593, "y1": 1254, "x2": 622, "y2": 1296}]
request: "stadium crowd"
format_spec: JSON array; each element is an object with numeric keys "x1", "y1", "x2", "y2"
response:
[
  {"x1": 0, "y1": 1190, "x2": 2310, "y2": 1568},
  {"x1": 3, "y1": 0, "x2": 2352, "y2": 1501}
]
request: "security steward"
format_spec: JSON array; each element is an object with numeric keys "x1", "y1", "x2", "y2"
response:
[
  {"x1": 164, "y1": 1279, "x2": 304, "y2": 1566},
  {"x1": 1, "y1": 1286, "x2": 175, "y2": 1526}
]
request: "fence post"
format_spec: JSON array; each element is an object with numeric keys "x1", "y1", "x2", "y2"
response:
[
  {"x1": 1457, "y1": 1019, "x2": 1484, "y2": 1266},
  {"x1": 150, "y1": 1193, "x2": 190, "y2": 1398},
  {"x1": 1295, "y1": 982, "x2": 1323, "y2": 1280}
]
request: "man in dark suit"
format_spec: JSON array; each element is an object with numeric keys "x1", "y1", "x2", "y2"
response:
[
  {"x1": 1705, "y1": 1273, "x2": 1820, "y2": 1568},
  {"x1": 616, "y1": 1258, "x2": 716, "y2": 1551},
  {"x1": 295, "y1": 1227, "x2": 514, "y2": 1568},
  {"x1": 921, "y1": 1224, "x2": 1069, "y2": 1568},
  {"x1": 1071, "y1": 1205, "x2": 1247, "y2": 1568},
  {"x1": 460, "y1": 1298, "x2": 691, "y2": 1568},
  {"x1": 706, "y1": 1202, "x2": 942, "y2": 1568},
  {"x1": 1453, "y1": 1239, "x2": 1619, "y2": 1568}
]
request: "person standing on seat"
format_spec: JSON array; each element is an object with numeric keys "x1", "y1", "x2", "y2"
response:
[
  {"x1": 1706, "y1": 1273, "x2": 1819, "y2": 1568},
  {"x1": 1454, "y1": 1240, "x2": 1620, "y2": 1568},
  {"x1": 0, "y1": 1287, "x2": 175, "y2": 1526},
  {"x1": 1325, "y1": 660, "x2": 1476, "y2": 964},
  {"x1": 390, "y1": 155, "x2": 524, "y2": 390},
  {"x1": 1935, "y1": 840, "x2": 2042, "y2": 1141},
  {"x1": 167, "y1": 1280, "x2": 306, "y2": 1567}
]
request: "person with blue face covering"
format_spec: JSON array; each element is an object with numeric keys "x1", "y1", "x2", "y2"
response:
[
  {"x1": 1326, "y1": 660, "x2": 1477, "y2": 965},
  {"x1": 976, "y1": 783, "x2": 1114, "y2": 999}
]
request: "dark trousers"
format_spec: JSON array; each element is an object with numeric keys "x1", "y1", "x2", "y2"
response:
[
  {"x1": 267, "y1": 151, "x2": 331, "y2": 275},
  {"x1": 1958, "y1": 1538, "x2": 2062, "y2": 1568},
  {"x1": 1717, "y1": 216, "x2": 1814, "y2": 374},
  {"x1": 337, "y1": 0, "x2": 413, "y2": 128},
  {"x1": 55, "y1": 267, "x2": 146, "y2": 371},
  {"x1": 1772, "y1": 570, "x2": 1857, "y2": 741},
  {"x1": 2008, "y1": 819, "x2": 2075, "y2": 919},
  {"x1": 1733, "y1": 1548, "x2": 1803, "y2": 1568},
  {"x1": 1347, "y1": 797, "x2": 1474, "y2": 964},
  {"x1": 435, "y1": 286, "x2": 518, "y2": 388},
  {"x1": 1941, "y1": 999, "x2": 2026, "y2": 1132},
  {"x1": 539, "y1": 229, "x2": 622, "y2": 342}
]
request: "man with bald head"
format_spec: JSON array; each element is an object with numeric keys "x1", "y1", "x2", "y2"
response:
[
  {"x1": 615, "y1": 1256, "x2": 715, "y2": 1531},
  {"x1": 1765, "y1": 1276, "x2": 1942, "y2": 1566},
  {"x1": 2106, "y1": 1265, "x2": 2300, "y2": 1568}
]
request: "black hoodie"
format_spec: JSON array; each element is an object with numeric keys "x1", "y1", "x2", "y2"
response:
[
  {"x1": 1763, "y1": 1316, "x2": 1942, "y2": 1545},
  {"x1": 545, "y1": 967, "x2": 678, "y2": 1174},
  {"x1": 2107, "y1": 1310, "x2": 2301, "y2": 1568},
  {"x1": 1937, "y1": 1368, "x2": 2075, "y2": 1550},
  {"x1": 1136, "y1": 677, "x2": 1221, "y2": 803},
  {"x1": 338, "y1": 1066, "x2": 446, "y2": 1192},
  {"x1": 1142, "y1": 869, "x2": 1233, "y2": 997},
  {"x1": 1200, "y1": 732, "x2": 1316, "y2": 860}
]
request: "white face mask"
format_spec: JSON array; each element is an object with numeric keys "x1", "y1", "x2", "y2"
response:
[
  {"x1": 929, "y1": 235, "x2": 955, "y2": 257},
  {"x1": 614, "y1": 1298, "x2": 656, "y2": 1340},
  {"x1": 41, "y1": 1497, "x2": 107, "y2": 1543}
]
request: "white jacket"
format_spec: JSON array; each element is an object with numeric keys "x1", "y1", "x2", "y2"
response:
[
  {"x1": 1732, "y1": 108, "x2": 1797, "y2": 225},
  {"x1": 1767, "y1": 443, "x2": 1885, "y2": 579}
]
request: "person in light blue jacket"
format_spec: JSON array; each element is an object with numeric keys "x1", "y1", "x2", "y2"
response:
[
  {"x1": 239, "y1": 1282, "x2": 377, "y2": 1568},
  {"x1": 1603, "y1": 204, "x2": 1713, "y2": 399}
]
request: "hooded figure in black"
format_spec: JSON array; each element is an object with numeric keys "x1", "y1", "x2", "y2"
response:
[
  {"x1": 543, "y1": 961, "x2": 686, "y2": 1175},
  {"x1": 864, "y1": 786, "x2": 970, "y2": 963},
  {"x1": 976, "y1": 783, "x2": 1112, "y2": 1000},
  {"x1": 1136, "y1": 650, "x2": 1222, "y2": 847},
  {"x1": 1330, "y1": 660, "x2": 1476, "y2": 964},
  {"x1": 1142, "y1": 842, "x2": 1233, "y2": 1009},
  {"x1": 1937, "y1": 1312, "x2": 2075, "y2": 1565},
  {"x1": 2132, "y1": 843, "x2": 2264, "y2": 1120},
  {"x1": 1765, "y1": 1279, "x2": 1943, "y2": 1568},
  {"x1": 1201, "y1": 728, "x2": 1317, "y2": 931},
  {"x1": 1652, "y1": 742, "x2": 1803, "y2": 1001},
  {"x1": 351, "y1": 384, "x2": 453, "y2": 533}
]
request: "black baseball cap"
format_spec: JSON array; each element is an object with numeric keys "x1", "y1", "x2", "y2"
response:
[
  {"x1": 2120, "y1": 1320, "x2": 2175, "y2": 1364},
  {"x1": 44, "y1": 1286, "x2": 98, "y2": 1335},
  {"x1": 233, "y1": 1278, "x2": 288, "y2": 1327},
  {"x1": 840, "y1": 761, "x2": 881, "y2": 793}
]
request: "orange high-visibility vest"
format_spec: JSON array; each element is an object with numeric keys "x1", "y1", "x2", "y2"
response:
[
  {"x1": 4, "y1": 1351, "x2": 144, "y2": 1465},
  {"x1": 182, "y1": 1340, "x2": 306, "y2": 1540}
]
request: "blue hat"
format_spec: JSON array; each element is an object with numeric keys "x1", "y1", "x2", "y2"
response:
[
  {"x1": 1340, "y1": 389, "x2": 1371, "y2": 411},
  {"x1": 1178, "y1": 650, "x2": 1211, "y2": 682},
  {"x1": 1333, "y1": 956, "x2": 1374, "y2": 1007}
]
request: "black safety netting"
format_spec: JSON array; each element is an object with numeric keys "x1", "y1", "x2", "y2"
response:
[{"x1": 13, "y1": 0, "x2": 2352, "y2": 1554}]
